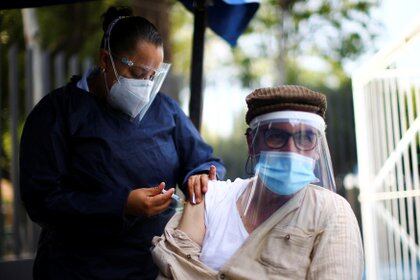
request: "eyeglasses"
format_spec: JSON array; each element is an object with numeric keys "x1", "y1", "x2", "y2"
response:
[
  {"x1": 112, "y1": 54, "x2": 162, "y2": 81},
  {"x1": 263, "y1": 128, "x2": 318, "y2": 151}
]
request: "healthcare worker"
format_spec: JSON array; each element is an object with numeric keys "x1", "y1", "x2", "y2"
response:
[
  {"x1": 152, "y1": 85, "x2": 364, "y2": 279},
  {"x1": 19, "y1": 6, "x2": 225, "y2": 280}
]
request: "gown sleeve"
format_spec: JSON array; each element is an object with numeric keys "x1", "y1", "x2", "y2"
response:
[
  {"x1": 19, "y1": 93, "x2": 131, "y2": 239},
  {"x1": 171, "y1": 100, "x2": 226, "y2": 192}
]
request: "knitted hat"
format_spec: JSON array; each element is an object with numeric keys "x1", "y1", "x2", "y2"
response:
[{"x1": 245, "y1": 85, "x2": 327, "y2": 124}]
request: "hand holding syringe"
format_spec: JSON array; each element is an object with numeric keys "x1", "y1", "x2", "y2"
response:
[
  {"x1": 125, "y1": 182, "x2": 176, "y2": 217},
  {"x1": 161, "y1": 188, "x2": 198, "y2": 204},
  {"x1": 161, "y1": 188, "x2": 183, "y2": 203}
]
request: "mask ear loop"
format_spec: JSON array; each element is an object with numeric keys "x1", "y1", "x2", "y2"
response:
[
  {"x1": 243, "y1": 122, "x2": 261, "y2": 216},
  {"x1": 103, "y1": 72, "x2": 110, "y2": 93},
  {"x1": 245, "y1": 155, "x2": 254, "y2": 175},
  {"x1": 245, "y1": 123, "x2": 260, "y2": 175}
]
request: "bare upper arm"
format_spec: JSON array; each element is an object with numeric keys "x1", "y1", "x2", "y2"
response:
[{"x1": 176, "y1": 200, "x2": 206, "y2": 246}]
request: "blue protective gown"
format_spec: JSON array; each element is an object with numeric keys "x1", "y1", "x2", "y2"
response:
[{"x1": 19, "y1": 77, "x2": 225, "y2": 280}]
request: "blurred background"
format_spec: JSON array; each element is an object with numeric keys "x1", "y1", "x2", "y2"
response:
[{"x1": 0, "y1": 0, "x2": 419, "y2": 279}]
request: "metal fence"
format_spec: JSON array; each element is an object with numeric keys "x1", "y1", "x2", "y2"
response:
[
  {"x1": 352, "y1": 18, "x2": 420, "y2": 280},
  {"x1": 0, "y1": 43, "x2": 92, "y2": 262}
]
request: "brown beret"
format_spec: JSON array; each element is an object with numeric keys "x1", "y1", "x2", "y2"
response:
[{"x1": 245, "y1": 85, "x2": 327, "y2": 124}]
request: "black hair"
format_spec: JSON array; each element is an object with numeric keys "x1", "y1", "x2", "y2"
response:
[{"x1": 100, "y1": 6, "x2": 163, "y2": 54}]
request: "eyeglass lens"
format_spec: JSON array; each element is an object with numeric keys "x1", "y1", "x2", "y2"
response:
[{"x1": 264, "y1": 129, "x2": 318, "y2": 151}]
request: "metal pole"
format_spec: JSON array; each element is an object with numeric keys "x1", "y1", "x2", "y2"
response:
[
  {"x1": 25, "y1": 47, "x2": 34, "y2": 116},
  {"x1": 9, "y1": 44, "x2": 22, "y2": 257},
  {"x1": 54, "y1": 51, "x2": 65, "y2": 89},
  {"x1": 189, "y1": 0, "x2": 207, "y2": 131},
  {"x1": 42, "y1": 50, "x2": 51, "y2": 96},
  {"x1": 0, "y1": 42, "x2": 4, "y2": 260},
  {"x1": 25, "y1": 47, "x2": 40, "y2": 255},
  {"x1": 22, "y1": 8, "x2": 43, "y2": 105}
]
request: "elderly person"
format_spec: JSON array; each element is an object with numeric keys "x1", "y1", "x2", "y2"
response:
[{"x1": 152, "y1": 86, "x2": 364, "y2": 279}]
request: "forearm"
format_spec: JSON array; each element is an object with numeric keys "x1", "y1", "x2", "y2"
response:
[{"x1": 177, "y1": 201, "x2": 206, "y2": 246}]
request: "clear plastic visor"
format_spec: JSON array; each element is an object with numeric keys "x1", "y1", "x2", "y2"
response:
[
  {"x1": 135, "y1": 63, "x2": 171, "y2": 122},
  {"x1": 236, "y1": 114, "x2": 335, "y2": 232},
  {"x1": 247, "y1": 115, "x2": 336, "y2": 193}
]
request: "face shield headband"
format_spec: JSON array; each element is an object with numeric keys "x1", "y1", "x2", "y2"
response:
[{"x1": 246, "y1": 111, "x2": 336, "y2": 193}]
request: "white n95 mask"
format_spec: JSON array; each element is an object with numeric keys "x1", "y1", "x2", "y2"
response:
[{"x1": 106, "y1": 75, "x2": 153, "y2": 119}]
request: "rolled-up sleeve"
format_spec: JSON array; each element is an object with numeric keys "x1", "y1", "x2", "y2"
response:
[{"x1": 151, "y1": 213, "x2": 217, "y2": 280}]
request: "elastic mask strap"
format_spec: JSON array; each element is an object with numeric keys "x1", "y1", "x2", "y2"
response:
[
  {"x1": 103, "y1": 72, "x2": 110, "y2": 94},
  {"x1": 105, "y1": 16, "x2": 128, "y2": 84},
  {"x1": 245, "y1": 155, "x2": 257, "y2": 175},
  {"x1": 245, "y1": 155, "x2": 253, "y2": 175}
]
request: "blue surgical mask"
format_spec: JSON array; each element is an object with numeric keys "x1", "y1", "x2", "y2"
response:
[{"x1": 256, "y1": 151, "x2": 318, "y2": 195}]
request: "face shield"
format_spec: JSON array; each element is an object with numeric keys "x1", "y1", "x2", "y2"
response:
[
  {"x1": 237, "y1": 111, "x2": 336, "y2": 229},
  {"x1": 135, "y1": 62, "x2": 171, "y2": 121},
  {"x1": 104, "y1": 17, "x2": 171, "y2": 121}
]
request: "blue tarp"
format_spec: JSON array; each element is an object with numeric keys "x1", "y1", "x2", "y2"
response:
[{"x1": 179, "y1": 0, "x2": 260, "y2": 46}]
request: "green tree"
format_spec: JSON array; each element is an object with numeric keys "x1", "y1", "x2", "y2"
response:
[
  {"x1": 36, "y1": 0, "x2": 131, "y2": 59},
  {"x1": 234, "y1": 0, "x2": 379, "y2": 87},
  {"x1": 202, "y1": 111, "x2": 249, "y2": 180}
]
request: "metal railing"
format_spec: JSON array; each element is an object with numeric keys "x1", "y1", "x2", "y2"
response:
[
  {"x1": 352, "y1": 17, "x2": 420, "y2": 280},
  {"x1": 0, "y1": 43, "x2": 92, "y2": 261}
]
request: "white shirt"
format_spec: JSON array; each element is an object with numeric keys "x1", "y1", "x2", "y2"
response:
[{"x1": 200, "y1": 178, "x2": 251, "y2": 271}]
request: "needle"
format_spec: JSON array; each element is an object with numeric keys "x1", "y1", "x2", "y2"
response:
[{"x1": 161, "y1": 189, "x2": 181, "y2": 202}]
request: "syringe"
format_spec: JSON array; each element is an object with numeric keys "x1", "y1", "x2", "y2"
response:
[{"x1": 161, "y1": 189, "x2": 182, "y2": 202}]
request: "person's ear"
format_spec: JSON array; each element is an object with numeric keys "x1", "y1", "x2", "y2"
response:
[{"x1": 99, "y1": 49, "x2": 110, "y2": 72}]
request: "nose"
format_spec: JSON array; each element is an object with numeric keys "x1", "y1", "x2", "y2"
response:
[
  {"x1": 281, "y1": 136, "x2": 299, "y2": 153},
  {"x1": 145, "y1": 70, "x2": 156, "y2": 81}
]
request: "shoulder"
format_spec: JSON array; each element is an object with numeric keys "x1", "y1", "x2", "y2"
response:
[
  {"x1": 154, "y1": 92, "x2": 182, "y2": 113},
  {"x1": 305, "y1": 185, "x2": 354, "y2": 212},
  {"x1": 147, "y1": 93, "x2": 187, "y2": 125},
  {"x1": 305, "y1": 185, "x2": 358, "y2": 227},
  {"x1": 25, "y1": 86, "x2": 65, "y2": 125},
  {"x1": 205, "y1": 178, "x2": 251, "y2": 209},
  {"x1": 32, "y1": 82, "x2": 87, "y2": 112},
  {"x1": 24, "y1": 82, "x2": 92, "y2": 130}
]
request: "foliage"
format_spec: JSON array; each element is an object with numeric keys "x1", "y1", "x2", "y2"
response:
[
  {"x1": 36, "y1": 0, "x2": 131, "y2": 59},
  {"x1": 202, "y1": 111, "x2": 249, "y2": 180},
  {"x1": 0, "y1": 9, "x2": 24, "y2": 47},
  {"x1": 0, "y1": 9, "x2": 27, "y2": 179},
  {"x1": 233, "y1": 0, "x2": 380, "y2": 87},
  {"x1": 168, "y1": 1, "x2": 193, "y2": 79}
]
